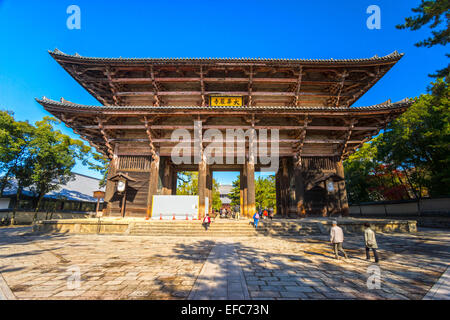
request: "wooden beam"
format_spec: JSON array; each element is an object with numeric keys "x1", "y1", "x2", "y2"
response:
[
  {"x1": 115, "y1": 91, "x2": 350, "y2": 98},
  {"x1": 110, "y1": 77, "x2": 364, "y2": 85}
]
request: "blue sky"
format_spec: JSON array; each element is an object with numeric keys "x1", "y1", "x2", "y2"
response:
[{"x1": 0, "y1": 0, "x2": 447, "y2": 184}]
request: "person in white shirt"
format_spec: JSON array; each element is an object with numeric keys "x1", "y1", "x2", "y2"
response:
[{"x1": 330, "y1": 221, "x2": 349, "y2": 260}]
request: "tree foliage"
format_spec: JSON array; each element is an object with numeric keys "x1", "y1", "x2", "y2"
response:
[
  {"x1": 0, "y1": 112, "x2": 101, "y2": 213},
  {"x1": 377, "y1": 79, "x2": 450, "y2": 197},
  {"x1": 0, "y1": 111, "x2": 34, "y2": 196},
  {"x1": 229, "y1": 174, "x2": 276, "y2": 211},
  {"x1": 396, "y1": 0, "x2": 450, "y2": 78},
  {"x1": 344, "y1": 79, "x2": 450, "y2": 202}
]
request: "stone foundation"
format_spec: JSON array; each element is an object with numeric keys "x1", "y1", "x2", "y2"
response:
[{"x1": 32, "y1": 217, "x2": 417, "y2": 236}]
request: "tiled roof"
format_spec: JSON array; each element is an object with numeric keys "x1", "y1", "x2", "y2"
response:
[
  {"x1": 36, "y1": 97, "x2": 412, "y2": 112},
  {"x1": 49, "y1": 49, "x2": 404, "y2": 65},
  {"x1": 3, "y1": 173, "x2": 104, "y2": 202}
]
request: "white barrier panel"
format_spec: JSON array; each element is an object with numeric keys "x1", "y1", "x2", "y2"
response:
[{"x1": 152, "y1": 195, "x2": 208, "y2": 220}]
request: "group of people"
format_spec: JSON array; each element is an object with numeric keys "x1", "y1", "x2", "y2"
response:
[
  {"x1": 211, "y1": 207, "x2": 240, "y2": 219},
  {"x1": 330, "y1": 221, "x2": 379, "y2": 262},
  {"x1": 203, "y1": 211, "x2": 379, "y2": 263}
]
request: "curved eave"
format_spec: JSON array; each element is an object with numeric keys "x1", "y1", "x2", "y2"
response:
[
  {"x1": 49, "y1": 49, "x2": 404, "y2": 66},
  {"x1": 36, "y1": 98, "x2": 412, "y2": 115}
]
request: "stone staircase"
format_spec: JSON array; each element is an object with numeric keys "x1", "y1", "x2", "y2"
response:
[{"x1": 128, "y1": 219, "x2": 326, "y2": 237}]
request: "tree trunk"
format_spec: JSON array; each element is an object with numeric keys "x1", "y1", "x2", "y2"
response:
[{"x1": 33, "y1": 194, "x2": 44, "y2": 223}]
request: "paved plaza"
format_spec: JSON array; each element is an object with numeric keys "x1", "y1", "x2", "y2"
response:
[{"x1": 0, "y1": 226, "x2": 449, "y2": 300}]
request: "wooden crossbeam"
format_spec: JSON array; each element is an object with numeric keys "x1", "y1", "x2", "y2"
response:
[
  {"x1": 115, "y1": 91, "x2": 350, "y2": 98},
  {"x1": 108, "y1": 77, "x2": 366, "y2": 86},
  {"x1": 90, "y1": 137, "x2": 364, "y2": 144},
  {"x1": 77, "y1": 124, "x2": 381, "y2": 131}
]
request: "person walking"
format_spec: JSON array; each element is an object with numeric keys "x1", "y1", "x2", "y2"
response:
[
  {"x1": 330, "y1": 220, "x2": 348, "y2": 260},
  {"x1": 202, "y1": 213, "x2": 211, "y2": 231},
  {"x1": 364, "y1": 223, "x2": 379, "y2": 263},
  {"x1": 234, "y1": 205, "x2": 240, "y2": 220},
  {"x1": 253, "y1": 211, "x2": 260, "y2": 229}
]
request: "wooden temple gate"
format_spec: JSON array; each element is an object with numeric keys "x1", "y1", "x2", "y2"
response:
[{"x1": 37, "y1": 49, "x2": 411, "y2": 218}]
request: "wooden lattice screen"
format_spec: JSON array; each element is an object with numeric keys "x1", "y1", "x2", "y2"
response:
[
  {"x1": 118, "y1": 155, "x2": 152, "y2": 172},
  {"x1": 301, "y1": 156, "x2": 338, "y2": 170}
]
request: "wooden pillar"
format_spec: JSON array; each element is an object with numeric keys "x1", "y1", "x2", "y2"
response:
[
  {"x1": 198, "y1": 159, "x2": 207, "y2": 219},
  {"x1": 161, "y1": 157, "x2": 172, "y2": 195},
  {"x1": 171, "y1": 169, "x2": 178, "y2": 195},
  {"x1": 239, "y1": 170, "x2": 244, "y2": 217},
  {"x1": 322, "y1": 180, "x2": 328, "y2": 217},
  {"x1": 246, "y1": 127, "x2": 256, "y2": 217},
  {"x1": 241, "y1": 167, "x2": 248, "y2": 217},
  {"x1": 336, "y1": 160, "x2": 349, "y2": 216},
  {"x1": 105, "y1": 145, "x2": 119, "y2": 216},
  {"x1": 280, "y1": 158, "x2": 289, "y2": 217},
  {"x1": 146, "y1": 154, "x2": 160, "y2": 219},
  {"x1": 294, "y1": 161, "x2": 306, "y2": 217},
  {"x1": 246, "y1": 160, "x2": 256, "y2": 217},
  {"x1": 275, "y1": 170, "x2": 281, "y2": 216},
  {"x1": 206, "y1": 168, "x2": 213, "y2": 214}
]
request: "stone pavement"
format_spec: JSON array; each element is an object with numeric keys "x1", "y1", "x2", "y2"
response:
[
  {"x1": 423, "y1": 266, "x2": 450, "y2": 300},
  {"x1": 188, "y1": 241, "x2": 249, "y2": 300},
  {"x1": 0, "y1": 226, "x2": 448, "y2": 300}
]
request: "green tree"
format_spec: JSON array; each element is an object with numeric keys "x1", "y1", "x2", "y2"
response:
[
  {"x1": 28, "y1": 117, "x2": 92, "y2": 216},
  {"x1": 376, "y1": 79, "x2": 450, "y2": 197},
  {"x1": 177, "y1": 171, "x2": 198, "y2": 195},
  {"x1": 344, "y1": 140, "x2": 381, "y2": 203},
  {"x1": 0, "y1": 111, "x2": 34, "y2": 196},
  {"x1": 396, "y1": 0, "x2": 450, "y2": 78},
  {"x1": 255, "y1": 175, "x2": 276, "y2": 210},
  {"x1": 87, "y1": 152, "x2": 110, "y2": 188},
  {"x1": 228, "y1": 174, "x2": 276, "y2": 211},
  {"x1": 229, "y1": 175, "x2": 241, "y2": 207}
]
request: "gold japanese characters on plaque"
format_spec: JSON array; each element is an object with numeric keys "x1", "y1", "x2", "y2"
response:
[{"x1": 209, "y1": 96, "x2": 243, "y2": 107}]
